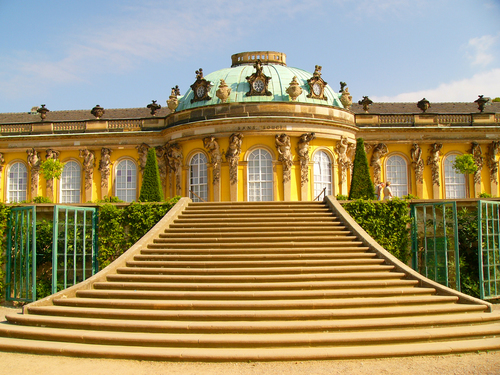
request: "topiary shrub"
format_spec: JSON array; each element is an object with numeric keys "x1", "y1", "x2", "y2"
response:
[
  {"x1": 139, "y1": 147, "x2": 163, "y2": 202},
  {"x1": 348, "y1": 138, "x2": 375, "y2": 200}
]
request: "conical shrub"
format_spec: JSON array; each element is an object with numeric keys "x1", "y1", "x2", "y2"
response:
[
  {"x1": 348, "y1": 138, "x2": 375, "y2": 200},
  {"x1": 139, "y1": 147, "x2": 164, "y2": 202}
]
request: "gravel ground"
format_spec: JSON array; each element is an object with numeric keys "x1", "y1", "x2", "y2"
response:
[{"x1": 1, "y1": 303, "x2": 499, "y2": 375}]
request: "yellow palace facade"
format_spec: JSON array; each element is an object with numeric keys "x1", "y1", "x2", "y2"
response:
[{"x1": 0, "y1": 51, "x2": 499, "y2": 203}]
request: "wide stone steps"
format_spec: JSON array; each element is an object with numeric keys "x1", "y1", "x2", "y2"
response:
[{"x1": 0, "y1": 199, "x2": 499, "y2": 361}]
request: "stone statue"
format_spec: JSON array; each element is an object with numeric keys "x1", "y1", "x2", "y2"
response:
[
  {"x1": 225, "y1": 133, "x2": 244, "y2": 185},
  {"x1": 46, "y1": 149, "x2": 60, "y2": 160},
  {"x1": 286, "y1": 76, "x2": 303, "y2": 101},
  {"x1": 370, "y1": 143, "x2": 388, "y2": 185},
  {"x1": 297, "y1": 133, "x2": 316, "y2": 185},
  {"x1": 411, "y1": 143, "x2": 424, "y2": 184},
  {"x1": 79, "y1": 149, "x2": 95, "y2": 192},
  {"x1": 165, "y1": 141, "x2": 183, "y2": 194},
  {"x1": 204, "y1": 136, "x2": 222, "y2": 184},
  {"x1": 427, "y1": 143, "x2": 443, "y2": 186},
  {"x1": 488, "y1": 141, "x2": 500, "y2": 184},
  {"x1": 470, "y1": 142, "x2": 483, "y2": 185},
  {"x1": 339, "y1": 83, "x2": 353, "y2": 109},
  {"x1": 336, "y1": 136, "x2": 354, "y2": 183},
  {"x1": 136, "y1": 143, "x2": 149, "y2": 174},
  {"x1": 275, "y1": 133, "x2": 293, "y2": 183},
  {"x1": 45, "y1": 149, "x2": 60, "y2": 200},
  {"x1": 27, "y1": 148, "x2": 41, "y2": 199},
  {"x1": 155, "y1": 145, "x2": 168, "y2": 183},
  {"x1": 0, "y1": 152, "x2": 4, "y2": 173},
  {"x1": 99, "y1": 148, "x2": 113, "y2": 189},
  {"x1": 358, "y1": 96, "x2": 373, "y2": 112}
]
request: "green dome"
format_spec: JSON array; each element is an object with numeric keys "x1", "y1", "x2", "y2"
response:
[{"x1": 176, "y1": 51, "x2": 344, "y2": 112}]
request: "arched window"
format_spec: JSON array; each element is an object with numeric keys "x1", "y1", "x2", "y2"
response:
[
  {"x1": 189, "y1": 152, "x2": 208, "y2": 202},
  {"x1": 60, "y1": 161, "x2": 81, "y2": 203},
  {"x1": 115, "y1": 159, "x2": 137, "y2": 202},
  {"x1": 248, "y1": 149, "x2": 273, "y2": 201},
  {"x1": 7, "y1": 162, "x2": 27, "y2": 203},
  {"x1": 313, "y1": 150, "x2": 332, "y2": 197},
  {"x1": 385, "y1": 155, "x2": 408, "y2": 197},
  {"x1": 444, "y1": 154, "x2": 467, "y2": 199}
]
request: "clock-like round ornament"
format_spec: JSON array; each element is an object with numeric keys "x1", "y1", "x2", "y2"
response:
[
  {"x1": 253, "y1": 79, "x2": 265, "y2": 93},
  {"x1": 313, "y1": 83, "x2": 321, "y2": 96},
  {"x1": 196, "y1": 85, "x2": 206, "y2": 98}
]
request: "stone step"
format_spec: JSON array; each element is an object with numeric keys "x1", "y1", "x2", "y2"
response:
[
  {"x1": 50, "y1": 295, "x2": 459, "y2": 310},
  {"x1": 125, "y1": 258, "x2": 386, "y2": 269},
  {"x1": 168, "y1": 221, "x2": 344, "y2": 228},
  {"x1": 7, "y1": 310, "x2": 497, "y2": 334},
  {"x1": 153, "y1": 241, "x2": 365, "y2": 248},
  {"x1": 95, "y1": 279, "x2": 421, "y2": 291},
  {"x1": 165, "y1": 225, "x2": 348, "y2": 233},
  {"x1": 75, "y1": 287, "x2": 436, "y2": 301},
  {"x1": 1, "y1": 323, "x2": 499, "y2": 349},
  {"x1": 22, "y1": 303, "x2": 489, "y2": 321},
  {"x1": 133, "y1": 252, "x2": 376, "y2": 261},
  {"x1": 142, "y1": 246, "x2": 371, "y2": 254},
  {"x1": 110, "y1": 270, "x2": 402, "y2": 280},
  {"x1": 0, "y1": 336, "x2": 498, "y2": 361},
  {"x1": 155, "y1": 235, "x2": 356, "y2": 242},
  {"x1": 159, "y1": 230, "x2": 352, "y2": 238}
]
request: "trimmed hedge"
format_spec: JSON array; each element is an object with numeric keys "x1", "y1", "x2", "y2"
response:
[
  {"x1": 349, "y1": 138, "x2": 375, "y2": 200},
  {"x1": 139, "y1": 147, "x2": 164, "y2": 202}
]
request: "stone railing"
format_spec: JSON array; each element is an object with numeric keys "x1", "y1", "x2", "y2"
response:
[
  {"x1": 108, "y1": 119, "x2": 143, "y2": 130},
  {"x1": 53, "y1": 122, "x2": 87, "y2": 132},
  {"x1": 437, "y1": 114, "x2": 472, "y2": 124},
  {"x1": 378, "y1": 114, "x2": 414, "y2": 125},
  {"x1": 0, "y1": 123, "x2": 32, "y2": 133},
  {"x1": 496, "y1": 114, "x2": 500, "y2": 124}
]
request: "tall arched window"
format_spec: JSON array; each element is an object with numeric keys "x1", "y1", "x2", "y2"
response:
[
  {"x1": 115, "y1": 159, "x2": 137, "y2": 202},
  {"x1": 313, "y1": 150, "x2": 332, "y2": 197},
  {"x1": 444, "y1": 154, "x2": 467, "y2": 198},
  {"x1": 248, "y1": 149, "x2": 273, "y2": 201},
  {"x1": 385, "y1": 155, "x2": 408, "y2": 197},
  {"x1": 7, "y1": 162, "x2": 27, "y2": 203},
  {"x1": 60, "y1": 161, "x2": 81, "y2": 203},
  {"x1": 189, "y1": 152, "x2": 208, "y2": 202}
]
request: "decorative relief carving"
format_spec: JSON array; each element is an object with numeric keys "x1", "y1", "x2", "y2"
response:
[
  {"x1": 297, "y1": 133, "x2": 315, "y2": 186},
  {"x1": 136, "y1": 143, "x2": 150, "y2": 175},
  {"x1": 79, "y1": 149, "x2": 95, "y2": 192},
  {"x1": 0, "y1": 153, "x2": 4, "y2": 173},
  {"x1": 307, "y1": 65, "x2": 327, "y2": 101},
  {"x1": 488, "y1": 141, "x2": 500, "y2": 184},
  {"x1": 225, "y1": 133, "x2": 244, "y2": 185},
  {"x1": 470, "y1": 142, "x2": 483, "y2": 185},
  {"x1": 190, "y1": 69, "x2": 212, "y2": 103},
  {"x1": 165, "y1": 141, "x2": 183, "y2": 194},
  {"x1": 370, "y1": 143, "x2": 388, "y2": 185},
  {"x1": 335, "y1": 136, "x2": 354, "y2": 183},
  {"x1": 275, "y1": 133, "x2": 293, "y2": 183},
  {"x1": 216, "y1": 79, "x2": 231, "y2": 103},
  {"x1": 27, "y1": 148, "x2": 41, "y2": 198},
  {"x1": 99, "y1": 148, "x2": 113, "y2": 189},
  {"x1": 411, "y1": 143, "x2": 424, "y2": 184},
  {"x1": 427, "y1": 143, "x2": 443, "y2": 186},
  {"x1": 204, "y1": 136, "x2": 222, "y2": 184},
  {"x1": 245, "y1": 59, "x2": 272, "y2": 97},
  {"x1": 286, "y1": 76, "x2": 302, "y2": 101}
]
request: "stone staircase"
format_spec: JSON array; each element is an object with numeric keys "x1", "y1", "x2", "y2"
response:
[{"x1": 0, "y1": 197, "x2": 499, "y2": 361}]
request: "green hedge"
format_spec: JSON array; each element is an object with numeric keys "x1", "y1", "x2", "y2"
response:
[{"x1": 342, "y1": 198, "x2": 411, "y2": 264}]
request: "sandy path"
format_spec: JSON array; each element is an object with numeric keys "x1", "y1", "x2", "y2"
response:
[{"x1": 1, "y1": 304, "x2": 499, "y2": 375}]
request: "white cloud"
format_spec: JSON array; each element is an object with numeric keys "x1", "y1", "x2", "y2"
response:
[
  {"x1": 467, "y1": 34, "x2": 498, "y2": 66},
  {"x1": 372, "y1": 68, "x2": 500, "y2": 102}
]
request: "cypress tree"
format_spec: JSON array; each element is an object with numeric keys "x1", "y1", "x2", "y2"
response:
[
  {"x1": 139, "y1": 147, "x2": 164, "y2": 202},
  {"x1": 348, "y1": 138, "x2": 375, "y2": 200}
]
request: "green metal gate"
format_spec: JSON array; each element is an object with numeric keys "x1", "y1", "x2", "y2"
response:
[
  {"x1": 52, "y1": 206, "x2": 98, "y2": 294},
  {"x1": 5, "y1": 205, "x2": 98, "y2": 302},
  {"x1": 410, "y1": 201, "x2": 460, "y2": 291},
  {"x1": 6, "y1": 206, "x2": 37, "y2": 302},
  {"x1": 478, "y1": 200, "x2": 500, "y2": 299}
]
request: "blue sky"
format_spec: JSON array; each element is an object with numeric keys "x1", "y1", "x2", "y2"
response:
[{"x1": 0, "y1": 0, "x2": 499, "y2": 113}]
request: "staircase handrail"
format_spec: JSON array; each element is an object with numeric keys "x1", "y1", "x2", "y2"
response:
[{"x1": 313, "y1": 187, "x2": 327, "y2": 201}]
